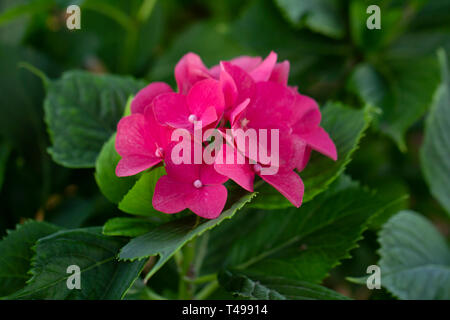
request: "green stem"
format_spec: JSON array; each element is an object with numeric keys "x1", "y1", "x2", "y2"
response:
[
  {"x1": 184, "y1": 273, "x2": 217, "y2": 284},
  {"x1": 178, "y1": 239, "x2": 196, "y2": 299},
  {"x1": 194, "y1": 280, "x2": 219, "y2": 300},
  {"x1": 144, "y1": 287, "x2": 168, "y2": 300}
]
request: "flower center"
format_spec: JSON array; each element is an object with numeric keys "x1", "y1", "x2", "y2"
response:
[
  {"x1": 193, "y1": 179, "x2": 203, "y2": 188},
  {"x1": 241, "y1": 118, "x2": 249, "y2": 128},
  {"x1": 155, "y1": 147, "x2": 164, "y2": 158},
  {"x1": 188, "y1": 114, "x2": 198, "y2": 123},
  {"x1": 253, "y1": 164, "x2": 262, "y2": 173}
]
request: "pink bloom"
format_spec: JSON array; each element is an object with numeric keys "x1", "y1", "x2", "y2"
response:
[
  {"x1": 153, "y1": 143, "x2": 228, "y2": 219},
  {"x1": 115, "y1": 50, "x2": 337, "y2": 219},
  {"x1": 115, "y1": 105, "x2": 173, "y2": 177},
  {"x1": 153, "y1": 79, "x2": 224, "y2": 132}
]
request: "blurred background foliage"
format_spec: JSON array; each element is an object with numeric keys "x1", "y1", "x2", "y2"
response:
[{"x1": 0, "y1": 0, "x2": 449, "y2": 299}]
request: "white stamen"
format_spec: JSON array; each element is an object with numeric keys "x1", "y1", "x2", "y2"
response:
[
  {"x1": 155, "y1": 147, "x2": 164, "y2": 158},
  {"x1": 188, "y1": 114, "x2": 198, "y2": 123},
  {"x1": 193, "y1": 179, "x2": 203, "y2": 188},
  {"x1": 253, "y1": 164, "x2": 262, "y2": 173}
]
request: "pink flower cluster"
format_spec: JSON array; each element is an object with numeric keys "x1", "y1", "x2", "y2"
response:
[{"x1": 115, "y1": 52, "x2": 337, "y2": 219}]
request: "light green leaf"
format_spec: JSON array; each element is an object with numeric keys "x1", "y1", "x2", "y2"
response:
[
  {"x1": 10, "y1": 227, "x2": 146, "y2": 299},
  {"x1": 103, "y1": 217, "x2": 156, "y2": 237},
  {"x1": 251, "y1": 102, "x2": 371, "y2": 209},
  {"x1": 118, "y1": 166, "x2": 169, "y2": 219},
  {"x1": 44, "y1": 70, "x2": 144, "y2": 168},
  {"x1": 378, "y1": 210, "x2": 450, "y2": 300},
  {"x1": 420, "y1": 50, "x2": 450, "y2": 215},
  {"x1": 0, "y1": 221, "x2": 60, "y2": 297},
  {"x1": 119, "y1": 193, "x2": 256, "y2": 281},
  {"x1": 201, "y1": 182, "x2": 404, "y2": 283},
  {"x1": 219, "y1": 270, "x2": 349, "y2": 300},
  {"x1": 95, "y1": 133, "x2": 138, "y2": 204},
  {"x1": 274, "y1": 0, "x2": 344, "y2": 39}
]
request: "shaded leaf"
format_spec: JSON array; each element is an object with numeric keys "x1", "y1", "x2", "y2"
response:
[
  {"x1": 378, "y1": 211, "x2": 450, "y2": 300},
  {"x1": 219, "y1": 270, "x2": 349, "y2": 300},
  {"x1": 0, "y1": 221, "x2": 60, "y2": 297},
  {"x1": 44, "y1": 70, "x2": 144, "y2": 168},
  {"x1": 103, "y1": 217, "x2": 156, "y2": 238},
  {"x1": 10, "y1": 227, "x2": 145, "y2": 299},
  {"x1": 275, "y1": 0, "x2": 344, "y2": 39},
  {"x1": 420, "y1": 50, "x2": 450, "y2": 215}
]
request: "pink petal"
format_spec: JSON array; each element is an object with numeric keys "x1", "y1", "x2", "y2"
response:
[
  {"x1": 219, "y1": 64, "x2": 238, "y2": 107},
  {"x1": 229, "y1": 98, "x2": 250, "y2": 126},
  {"x1": 214, "y1": 144, "x2": 255, "y2": 192},
  {"x1": 116, "y1": 114, "x2": 155, "y2": 156},
  {"x1": 116, "y1": 156, "x2": 161, "y2": 177},
  {"x1": 260, "y1": 171, "x2": 304, "y2": 208},
  {"x1": 187, "y1": 79, "x2": 224, "y2": 122},
  {"x1": 269, "y1": 61, "x2": 290, "y2": 85},
  {"x1": 115, "y1": 114, "x2": 161, "y2": 176},
  {"x1": 153, "y1": 175, "x2": 193, "y2": 213},
  {"x1": 175, "y1": 52, "x2": 211, "y2": 94},
  {"x1": 153, "y1": 92, "x2": 192, "y2": 130},
  {"x1": 297, "y1": 127, "x2": 337, "y2": 161},
  {"x1": 131, "y1": 82, "x2": 173, "y2": 114},
  {"x1": 185, "y1": 185, "x2": 228, "y2": 219},
  {"x1": 221, "y1": 62, "x2": 255, "y2": 105},
  {"x1": 249, "y1": 51, "x2": 277, "y2": 82},
  {"x1": 144, "y1": 106, "x2": 173, "y2": 149},
  {"x1": 200, "y1": 163, "x2": 228, "y2": 185},
  {"x1": 239, "y1": 81, "x2": 295, "y2": 130},
  {"x1": 163, "y1": 142, "x2": 201, "y2": 183},
  {"x1": 293, "y1": 139, "x2": 312, "y2": 172},
  {"x1": 291, "y1": 94, "x2": 321, "y2": 133},
  {"x1": 228, "y1": 56, "x2": 263, "y2": 72},
  {"x1": 209, "y1": 56, "x2": 262, "y2": 78}
]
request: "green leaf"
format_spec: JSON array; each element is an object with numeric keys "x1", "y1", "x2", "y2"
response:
[
  {"x1": 378, "y1": 210, "x2": 450, "y2": 300},
  {"x1": 420, "y1": 50, "x2": 450, "y2": 215},
  {"x1": 201, "y1": 182, "x2": 404, "y2": 283},
  {"x1": 274, "y1": 0, "x2": 345, "y2": 39},
  {"x1": 10, "y1": 227, "x2": 145, "y2": 300},
  {"x1": 44, "y1": 70, "x2": 144, "y2": 168},
  {"x1": 118, "y1": 166, "x2": 169, "y2": 219},
  {"x1": 251, "y1": 102, "x2": 371, "y2": 209},
  {"x1": 0, "y1": 221, "x2": 60, "y2": 297},
  {"x1": 103, "y1": 217, "x2": 156, "y2": 237},
  {"x1": 119, "y1": 193, "x2": 256, "y2": 281},
  {"x1": 95, "y1": 133, "x2": 138, "y2": 204},
  {"x1": 350, "y1": 57, "x2": 440, "y2": 150},
  {"x1": 219, "y1": 270, "x2": 349, "y2": 300}
]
